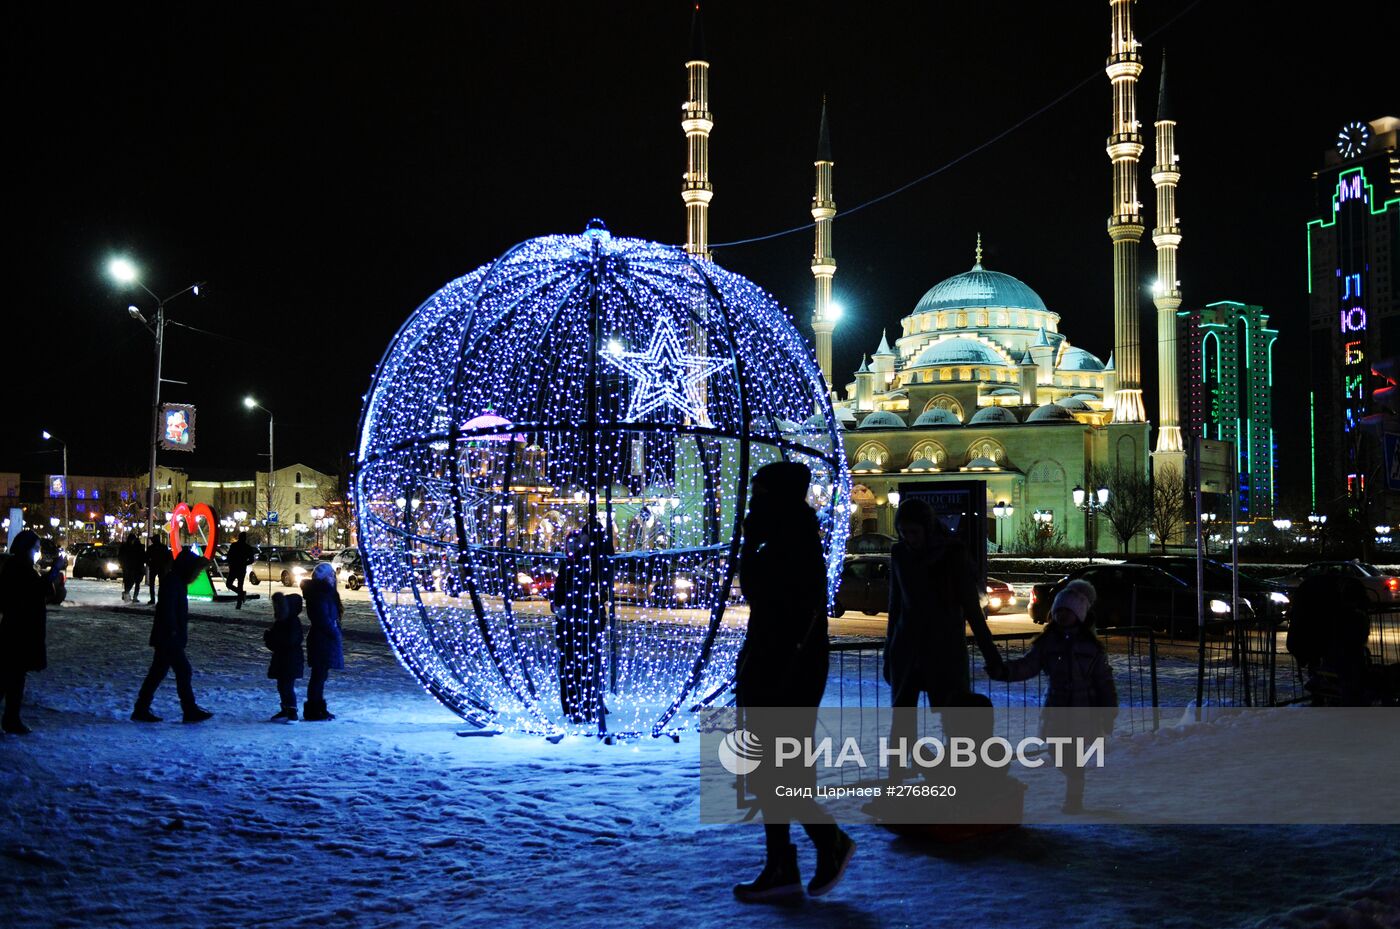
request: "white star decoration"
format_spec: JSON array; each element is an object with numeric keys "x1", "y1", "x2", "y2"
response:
[{"x1": 601, "y1": 315, "x2": 729, "y2": 426}]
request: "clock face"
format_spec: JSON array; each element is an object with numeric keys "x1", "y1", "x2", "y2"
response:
[{"x1": 1337, "y1": 120, "x2": 1371, "y2": 159}]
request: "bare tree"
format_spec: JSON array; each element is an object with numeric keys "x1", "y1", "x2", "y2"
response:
[
  {"x1": 1086, "y1": 464, "x2": 1153, "y2": 553},
  {"x1": 1149, "y1": 465, "x2": 1188, "y2": 553},
  {"x1": 1011, "y1": 513, "x2": 1067, "y2": 556}
]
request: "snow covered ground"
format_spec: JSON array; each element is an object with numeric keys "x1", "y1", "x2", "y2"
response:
[{"x1": 2, "y1": 580, "x2": 1397, "y2": 928}]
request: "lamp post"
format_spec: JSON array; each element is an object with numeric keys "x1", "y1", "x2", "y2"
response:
[
  {"x1": 308, "y1": 506, "x2": 326, "y2": 551},
  {"x1": 1307, "y1": 513, "x2": 1327, "y2": 556},
  {"x1": 1031, "y1": 509, "x2": 1054, "y2": 555},
  {"x1": 244, "y1": 397, "x2": 274, "y2": 543},
  {"x1": 41, "y1": 431, "x2": 68, "y2": 549},
  {"x1": 1072, "y1": 484, "x2": 1110, "y2": 560},
  {"x1": 885, "y1": 490, "x2": 901, "y2": 535},
  {"x1": 111, "y1": 258, "x2": 203, "y2": 544},
  {"x1": 991, "y1": 500, "x2": 1014, "y2": 552}
]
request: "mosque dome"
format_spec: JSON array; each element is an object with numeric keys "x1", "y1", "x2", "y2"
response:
[
  {"x1": 858, "y1": 410, "x2": 908, "y2": 429},
  {"x1": 911, "y1": 337, "x2": 1011, "y2": 368},
  {"x1": 1026, "y1": 403, "x2": 1076, "y2": 423},
  {"x1": 968, "y1": 406, "x2": 1020, "y2": 425},
  {"x1": 1057, "y1": 347, "x2": 1106, "y2": 371},
  {"x1": 913, "y1": 267, "x2": 1048, "y2": 316},
  {"x1": 1054, "y1": 397, "x2": 1092, "y2": 411},
  {"x1": 912, "y1": 407, "x2": 962, "y2": 427}
]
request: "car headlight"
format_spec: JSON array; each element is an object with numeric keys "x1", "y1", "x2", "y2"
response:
[
  {"x1": 516, "y1": 572, "x2": 533, "y2": 585},
  {"x1": 106, "y1": 561, "x2": 120, "y2": 572},
  {"x1": 1269, "y1": 591, "x2": 1290, "y2": 605},
  {"x1": 989, "y1": 597, "x2": 1002, "y2": 608},
  {"x1": 293, "y1": 566, "x2": 307, "y2": 575},
  {"x1": 1209, "y1": 598, "x2": 1230, "y2": 615},
  {"x1": 674, "y1": 577, "x2": 695, "y2": 590}
]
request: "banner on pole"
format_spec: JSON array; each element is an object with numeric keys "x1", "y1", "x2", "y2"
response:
[{"x1": 160, "y1": 403, "x2": 196, "y2": 452}]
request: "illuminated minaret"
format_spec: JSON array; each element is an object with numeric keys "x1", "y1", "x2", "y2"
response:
[
  {"x1": 1151, "y1": 50, "x2": 1185, "y2": 464},
  {"x1": 1106, "y1": 0, "x2": 1146, "y2": 423},
  {"x1": 810, "y1": 99, "x2": 837, "y2": 389},
  {"x1": 682, "y1": 6, "x2": 712, "y2": 260}
]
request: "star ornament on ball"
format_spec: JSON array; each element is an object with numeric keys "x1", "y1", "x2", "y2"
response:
[{"x1": 601, "y1": 314, "x2": 730, "y2": 426}]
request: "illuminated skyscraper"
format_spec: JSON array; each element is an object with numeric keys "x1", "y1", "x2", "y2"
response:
[{"x1": 1305, "y1": 117, "x2": 1399, "y2": 509}]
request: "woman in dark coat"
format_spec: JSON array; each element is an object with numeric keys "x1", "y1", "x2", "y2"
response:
[
  {"x1": 301, "y1": 563, "x2": 344, "y2": 721},
  {"x1": 119, "y1": 532, "x2": 146, "y2": 603},
  {"x1": 132, "y1": 548, "x2": 213, "y2": 723},
  {"x1": 0, "y1": 531, "x2": 67, "y2": 734},
  {"x1": 884, "y1": 497, "x2": 1004, "y2": 779},
  {"x1": 265, "y1": 592, "x2": 306, "y2": 720},
  {"x1": 732, "y1": 461, "x2": 855, "y2": 903}
]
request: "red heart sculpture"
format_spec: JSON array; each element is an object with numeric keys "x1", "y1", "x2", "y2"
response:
[{"x1": 169, "y1": 502, "x2": 218, "y2": 559}]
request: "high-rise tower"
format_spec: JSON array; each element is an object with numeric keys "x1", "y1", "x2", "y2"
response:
[
  {"x1": 682, "y1": 6, "x2": 712, "y2": 260},
  {"x1": 811, "y1": 100, "x2": 837, "y2": 389},
  {"x1": 1106, "y1": 0, "x2": 1146, "y2": 423},
  {"x1": 1151, "y1": 51, "x2": 1185, "y2": 468}
]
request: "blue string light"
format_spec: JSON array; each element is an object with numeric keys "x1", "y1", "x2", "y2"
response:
[{"x1": 354, "y1": 227, "x2": 849, "y2": 737}]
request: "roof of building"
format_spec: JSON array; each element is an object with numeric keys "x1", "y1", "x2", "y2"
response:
[
  {"x1": 911, "y1": 337, "x2": 1010, "y2": 368},
  {"x1": 1054, "y1": 397, "x2": 1092, "y2": 411},
  {"x1": 874, "y1": 329, "x2": 894, "y2": 356},
  {"x1": 1057, "y1": 346, "x2": 1106, "y2": 371},
  {"x1": 1026, "y1": 403, "x2": 1077, "y2": 423},
  {"x1": 858, "y1": 410, "x2": 907, "y2": 429},
  {"x1": 968, "y1": 406, "x2": 1020, "y2": 425},
  {"x1": 989, "y1": 387, "x2": 1021, "y2": 396},
  {"x1": 913, "y1": 266, "x2": 1048, "y2": 316},
  {"x1": 912, "y1": 407, "x2": 962, "y2": 427}
]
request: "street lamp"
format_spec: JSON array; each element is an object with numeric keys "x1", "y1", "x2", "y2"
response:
[
  {"x1": 41, "y1": 431, "x2": 68, "y2": 548},
  {"x1": 111, "y1": 257, "x2": 204, "y2": 544},
  {"x1": 309, "y1": 506, "x2": 326, "y2": 550},
  {"x1": 1072, "y1": 483, "x2": 1111, "y2": 560},
  {"x1": 244, "y1": 397, "x2": 274, "y2": 542},
  {"x1": 991, "y1": 500, "x2": 1014, "y2": 552}
]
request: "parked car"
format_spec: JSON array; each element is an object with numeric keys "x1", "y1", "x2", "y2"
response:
[
  {"x1": 247, "y1": 547, "x2": 324, "y2": 587},
  {"x1": 1123, "y1": 554, "x2": 1290, "y2": 617},
  {"x1": 516, "y1": 568, "x2": 555, "y2": 600},
  {"x1": 332, "y1": 548, "x2": 364, "y2": 590},
  {"x1": 1031, "y1": 563, "x2": 1250, "y2": 637},
  {"x1": 1273, "y1": 560, "x2": 1400, "y2": 602},
  {"x1": 831, "y1": 554, "x2": 890, "y2": 617},
  {"x1": 985, "y1": 577, "x2": 1017, "y2": 614},
  {"x1": 73, "y1": 546, "x2": 123, "y2": 581}
]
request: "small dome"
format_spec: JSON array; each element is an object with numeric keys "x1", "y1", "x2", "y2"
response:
[
  {"x1": 1072, "y1": 392, "x2": 1099, "y2": 401},
  {"x1": 989, "y1": 387, "x2": 1020, "y2": 396},
  {"x1": 913, "y1": 407, "x2": 962, "y2": 427},
  {"x1": 904, "y1": 457, "x2": 940, "y2": 472},
  {"x1": 851, "y1": 460, "x2": 883, "y2": 473},
  {"x1": 803, "y1": 413, "x2": 827, "y2": 429},
  {"x1": 1026, "y1": 403, "x2": 1076, "y2": 423},
  {"x1": 774, "y1": 418, "x2": 801, "y2": 433},
  {"x1": 968, "y1": 406, "x2": 1020, "y2": 425},
  {"x1": 858, "y1": 411, "x2": 907, "y2": 429},
  {"x1": 1058, "y1": 347, "x2": 1106, "y2": 371},
  {"x1": 911, "y1": 337, "x2": 1010, "y2": 368},
  {"x1": 1054, "y1": 397, "x2": 1091, "y2": 411},
  {"x1": 964, "y1": 456, "x2": 1001, "y2": 470},
  {"x1": 914, "y1": 268, "x2": 1049, "y2": 315}
]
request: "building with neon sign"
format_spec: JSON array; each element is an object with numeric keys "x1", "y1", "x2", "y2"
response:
[
  {"x1": 1306, "y1": 117, "x2": 1399, "y2": 510},
  {"x1": 1179, "y1": 302, "x2": 1277, "y2": 519}
]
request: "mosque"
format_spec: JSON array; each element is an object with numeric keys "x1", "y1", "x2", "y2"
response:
[{"x1": 680, "y1": 1, "x2": 1177, "y2": 552}]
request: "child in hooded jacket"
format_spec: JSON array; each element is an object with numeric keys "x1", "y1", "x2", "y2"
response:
[
  {"x1": 986, "y1": 578, "x2": 1117, "y2": 812},
  {"x1": 265, "y1": 592, "x2": 306, "y2": 721}
]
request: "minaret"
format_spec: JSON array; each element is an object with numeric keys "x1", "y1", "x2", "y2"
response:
[
  {"x1": 1151, "y1": 50, "x2": 1186, "y2": 466},
  {"x1": 811, "y1": 99, "x2": 837, "y2": 388},
  {"x1": 1106, "y1": 0, "x2": 1146, "y2": 423},
  {"x1": 682, "y1": 5, "x2": 713, "y2": 260}
]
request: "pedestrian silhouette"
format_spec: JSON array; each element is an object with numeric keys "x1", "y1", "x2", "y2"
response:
[
  {"x1": 732, "y1": 461, "x2": 855, "y2": 903},
  {"x1": 0, "y1": 531, "x2": 67, "y2": 735},
  {"x1": 265, "y1": 591, "x2": 305, "y2": 720},
  {"x1": 118, "y1": 532, "x2": 145, "y2": 603},
  {"x1": 226, "y1": 532, "x2": 256, "y2": 610},
  {"x1": 132, "y1": 548, "x2": 213, "y2": 723},
  {"x1": 301, "y1": 563, "x2": 343, "y2": 720}
]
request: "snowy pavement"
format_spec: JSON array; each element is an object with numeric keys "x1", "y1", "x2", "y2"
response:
[{"x1": 1, "y1": 583, "x2": 1398, "y2": 928}]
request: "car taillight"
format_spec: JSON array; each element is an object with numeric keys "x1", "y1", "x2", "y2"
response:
[
  {"x1": 1388, "y1": 578, "x2": 1398, "y2": 591},
  {"x1": 1030, "y1": 590, "x2": 1037, "y2": 604}
]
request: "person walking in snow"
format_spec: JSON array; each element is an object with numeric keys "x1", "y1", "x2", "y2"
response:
[
  {"x1": 265, "y1": 592, "x2": 306, "y2": 720},
  {"x1": 144, "y1": 535, "x2": 171, "y2": 606},
  {"x1": 300, "y1": 563, "x2": 343, "y2": 721},
  {"x1": 225, "y1": 532, "x2": 256, "y2": 610},
  {"x1": 119, "y1": 532, "x2": 145, "y2": 603},
  {"x1": 884, "y1": 497, "x2": 1004, "y2": 781},
  {"x1": 132, "y1": 548, "x2": 214, "y2": 723},
  {"x1": 732, "y1": 461, "x2": 855, "y2": 903},
  {"x1": 0, "y1": 531, "x2": 67, "y2": 735},
  {"x1": 986, "y1": 578, "x2": 1118, "y2": 813}
]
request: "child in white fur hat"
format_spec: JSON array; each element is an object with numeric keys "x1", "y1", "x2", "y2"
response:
[{"x1": 986, "y1": 578, "x2": 1117, "y2": 812}]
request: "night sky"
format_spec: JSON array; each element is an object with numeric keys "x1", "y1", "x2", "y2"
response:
[{"x1": 9, "y1": 1, "x2": 1394, "y2": 506}]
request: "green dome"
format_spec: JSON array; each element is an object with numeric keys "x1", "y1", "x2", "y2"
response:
[{"x1": 914, "y1": 267, "x2": 1048, "y2": 315}]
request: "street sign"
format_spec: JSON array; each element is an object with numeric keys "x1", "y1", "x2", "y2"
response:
[
  {"x1": 1385, "y1": 433, "x2": 1400, "y2": 491},
  {"x1": 267, "y1": 511, "x2": 279, "y2": 524},
  {"x1": 1196, "y1": 438, "x2": 1233, "y2": 494}
]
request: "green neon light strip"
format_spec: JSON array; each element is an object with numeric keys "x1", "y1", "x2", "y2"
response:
[{"x1": 1305, "y1": 167, "x2": 1400, "y2": 295}]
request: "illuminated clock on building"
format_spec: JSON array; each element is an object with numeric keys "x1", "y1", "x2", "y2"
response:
[{"x1": 1336, "y1": 121, "x2": 1371, "y2": 160}]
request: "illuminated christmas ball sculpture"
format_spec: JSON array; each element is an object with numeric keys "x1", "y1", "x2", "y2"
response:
[{"x1": 355, "y1": 226, "x2": 848, "y2": 736}]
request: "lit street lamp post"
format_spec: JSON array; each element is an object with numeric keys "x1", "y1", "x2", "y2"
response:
[
  {"x1": 991, "y1": 500, "x2": 1014, "y2": 552},
  {"x1": 110, "y1": 257, "x2": 204, "y2": 544},
  {"x1": 244, "y1": 397, "x2": 274, "y2": 543},
  {"x1": 1072, "y1": 484, "x2": 1110, "y2": 561},
  {"x1": 40, "y1": 431, "x2": 68, "y2": 549}
]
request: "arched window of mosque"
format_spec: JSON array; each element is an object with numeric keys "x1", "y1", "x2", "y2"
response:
[
  {"x1": 936, "y1": 313, "x2": 946, "y2": 329},
  {"x1": 1016, "y1": 313, "x2": 1027, "y2": 327},
  {"x1": 956, "y1": 313, "x2": 967, "y2": 327},
  {"x1": 855, "y1": 443, "x2": 889, "y2": 466},
  {"x1": 996, "y1": 312, "x2": 1008, "y2": 326},
  {"x1": 939, "y1": 368, "x2": 952, "y2": 381},
  {"x1": 978, "y1": 367, "x2": 990, "y2": 381},
  {"x1": 924, "y1": 395, "x2": 964, "y2": 420},
  {"x1": 958, "y1": 367, "x2": 971, "y2": 381},
  {"x1": 911, "y1": 442, "x2": 945, "y2": 465},
  {"x1": 976, "y1": 311, "x2": 988, "y2": 327},
  {"x1": 968, "y1": 439, "x2": 1005, "y2": 464},
  {"x1": 295, "y1": 471, "x2": 302, "y2": 484}
]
